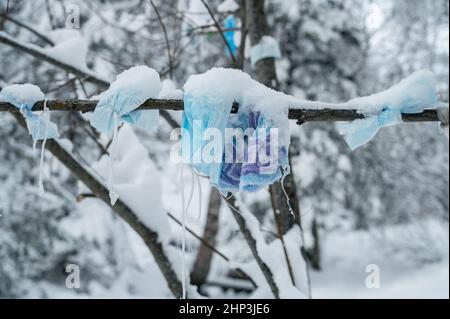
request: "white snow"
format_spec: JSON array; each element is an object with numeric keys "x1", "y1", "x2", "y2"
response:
[
  {"x1": 311, "y1": 223, "x2": 449, "y2": 299},
  {"x1": 159, "y1": 79, "x2": 184, "y2": 100},
  {"x1": 232, "y1": 198, "x2": 307, "y2": 299},
  {"x1": 43, "y1": 29, "x2": 89, "y2": 72},
  {"x1": 56, "y1": 138, "x2": 74, "y2": 152},
  {"x1": 93, "y1": 124, "x2": 171, "y2": 243},
  {"x1": 345, "y1": 70, "x2": 438, "y2": 115},
  {"x1": 103, "y1": 65, "x2": 162, "y2": 98},
  {"x1": 0, "y1": 83, "x2": 44, "y2": 105},
  {"x1": 185, "y1": 0, "x2": 211, "y2": 27},
  {"x1": 0, "y1": 31, "x2": 106, "y2": 83},
  {"x1": 286, "y1": 70, "x2": 438, "y2": 115},
  {"x1": 218, "y1": 0, "x2": 239, "y2": 13},
  {"x1": 184, "y1": 68, "x2": 437, "y2": 135},
  {"x1": 184, "y1": 67, "x2": 294, "y2": 146},
  {"x1": 47, "y1": 28, "x2": 83, "y2": 45},
  {"x1": 92, "y1": 66, "x2": 162, "y2": 204}
]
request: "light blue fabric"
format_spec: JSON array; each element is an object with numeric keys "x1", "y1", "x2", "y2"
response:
[
  {"x1": 0, "y1": 85, "x2": 59, "y2": 141},
  {"x1": 218, "y1": 111, "x2": 289, "y2": 193},
  {"x1": 224, "y1": 15, "x2": 237, "y2": 57},
  {"x1": 181, "y1": 93, "x2": 289, "y2": 194},
  {"x1": 91, "y1": 87, "x2": 159, "y2": 135},
  {"x1": 182, "y1": 93, "x2": 231, "y2": 186},
  {"x1": 338, "y1": 72, "x2": 438, "y2": 151},
  {"x1": 249, "y1": 36, "x2": 281, "y2": 66}
]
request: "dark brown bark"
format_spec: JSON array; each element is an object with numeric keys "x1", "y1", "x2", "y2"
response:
[
  {"x1": 0, "y1": 100, "x2": 440, "y2": 123},
  {"x1": 190, "y1": 188, "x2": 222, "y2": 286},
  {"x1": 224, "y1": 196, "x2": 280, "y2": 299},
  {"x1": 245, "y1": 0, "x2": 302, "y2": 290}
]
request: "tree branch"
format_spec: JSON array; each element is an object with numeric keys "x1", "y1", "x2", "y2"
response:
[
  {"x1": 245, "y1": 0, "x2": 307, "y2": 296},
  {"x1": 149, "y1": 0, "x2": 174, "y2": 79},
  {"x1": 1, "y1": 14, "x2": 54, "y2": 45},
  {"x1": 0, "y1": 99, "x2": 441, "y2": 123},
  {"x1": 8, "y1": 111, "x2": 184, "y2": 299},
  {"x1": 0, "y1": 31, "x2": 108, "y2": 88},
  {"x1": 1, "y1": 31, "x2": 443, "y2": 124},
  {"x1": 224, "y1": 196, "x2": 280, "y2": 299}
]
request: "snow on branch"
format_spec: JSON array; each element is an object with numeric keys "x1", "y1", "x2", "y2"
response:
[
  {"x1": 0, "y1": 31, "x2": 180, "y2": 129},
  {"x1": 0, "y1": 31, "x2": 442, "y2": 125},
  {"x1": 0, "y1": 31, "x2": 108, "y2": 88}
]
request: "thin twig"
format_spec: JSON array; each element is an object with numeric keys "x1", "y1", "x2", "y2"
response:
[
  {"x1": 223, "y1": 196, "x2": 280, "y2": 298},
  {"x1": 149, "y1": 0, "x2": 174, "y2": 79},
  {"x1": 200, "y1": 0, "x2": 237, "y2": 65}
]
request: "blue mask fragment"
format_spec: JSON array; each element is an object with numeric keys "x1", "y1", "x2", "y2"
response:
[
  {"x1": 224, "y1": 15, "x2": 237, "y2": 57},
  {"x1": 91, "y1": 87, "x2": 159, "y2": 134},
  {"x1": 0, "y1": 84, "x2": 59, "y2": 141},
  {"x1": 90, "y1": 66, "x2": 162, "y2": 205},
  {"x1": 90, "y1": 66, "x2": 161, "y2": 135},
  {"x1": 182, "y1": 94, "x2": 289, "y2": 194},
  {"x1": 337, "y1": 70, "x2": 438, "y2": 150}
]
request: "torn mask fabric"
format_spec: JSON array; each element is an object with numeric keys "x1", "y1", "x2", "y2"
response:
[
  {"x1": 182, "y1": 94, "x2": 289, "y2": 194},
  {"x1": 337, "y1": 71, "x2": 438, "y2": 150},
  {"x1": 0, "y1": 84, "x2": 59, "y2": 141}
]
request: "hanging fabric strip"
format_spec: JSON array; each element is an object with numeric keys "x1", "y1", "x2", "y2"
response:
[
  {"x1": 90, "y1": 66, "x2": 162, "y2": 204},
  {"x1": 0, "y1": 84, "x2": 59, "y2": 141},
  {"x1": 337, "y1": 70, "x2": 439, "y2": 151},
  {"x1": 90, "y1": 66, "x2": 161, "y2": 135}
]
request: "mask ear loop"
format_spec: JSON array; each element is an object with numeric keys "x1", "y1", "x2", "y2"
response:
[
  {"x1": 107, "y1": 112, "x2": 120, "y2": 205},
  {"x1": 38, "y1": 99, "x2": 50, "y2": 195},
  {"x1": 184, "y1": 166, "x2": 195, "y2": 214},
  {"x1": 188, "y1": 166, "x2": 202, "y2": 221},
  {"x1": 178, "y1": 164, "x2": 203, "y2": 299},
  {"x1": 280, "y1": 167, "x2": 295, "y2": 218}
]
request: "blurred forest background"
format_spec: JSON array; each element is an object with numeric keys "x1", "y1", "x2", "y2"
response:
[{"x1": 0, "y1": 0, "x2": 448, "y2": 298}]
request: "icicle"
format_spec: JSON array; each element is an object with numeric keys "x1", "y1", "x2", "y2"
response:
[
  {"x1": 38, "y1": 99, "x2": 50, "y2": 195},
  {"x1": 186, "y1": 167, "x2": 203, "y2": 221},
  {"x1": 280, "y1": 169, "x2": 295, "y2": 219},
  {"x1": 184, "y1": 167, "x2": 195, "y2": 214},
  {"x1": 32, "y1": 127, "x2": 39, "y2": 151}
]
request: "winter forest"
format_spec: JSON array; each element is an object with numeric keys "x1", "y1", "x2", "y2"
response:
[{"x1": 0, "y1": 0, "x2": 448, "y2": 300}]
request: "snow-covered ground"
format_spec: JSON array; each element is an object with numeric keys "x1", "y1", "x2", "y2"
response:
[
  {"x1": 313, "y1": 259, "x2": 449, "y2": 299},
  {"x1": 26, "y1": 220, "x2": 449, "y2": 299},
  {"x1": 311, "y1": 226, "x2": 449, "y2": 299}
]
